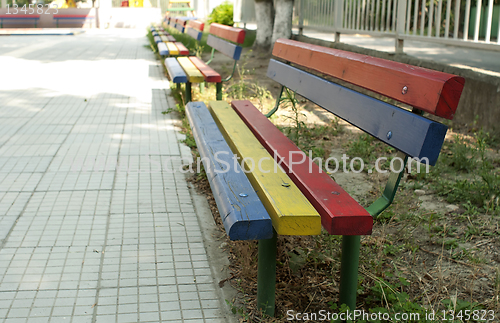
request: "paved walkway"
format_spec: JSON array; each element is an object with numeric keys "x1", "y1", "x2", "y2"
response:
[{"x1": 0, "y1": 29, "x2": 232, "y2": 323}]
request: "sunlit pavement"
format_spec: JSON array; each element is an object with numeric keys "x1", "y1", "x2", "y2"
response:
[{"x1": 0, "y1": 29, "x2": 231, "y2": 323}]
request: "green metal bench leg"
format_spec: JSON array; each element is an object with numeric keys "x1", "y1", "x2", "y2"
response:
[
  {"x1": 216, "y1": 82, "x2": 222, "y2": 100},
  {"x1": 199, "y1": 82, "x2": 205, "y2": 94},
  {"x1": 339, "y1": 235, "x2": 361, "y2": 310},
  {"x1": 257, "y1": 229, "x2": 277, "y2": 317},
  {"x1": 186, "y1": 82, "x2": 192, "y2": 102},
  {"x1": 176, "y1": 83, "x2": 181, "y2": 91}
]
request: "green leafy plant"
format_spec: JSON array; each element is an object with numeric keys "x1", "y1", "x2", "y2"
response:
[{"x1": 208, "y1": 2, "x2": 234, "y2": 26}]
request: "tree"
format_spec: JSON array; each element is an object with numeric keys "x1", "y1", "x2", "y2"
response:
[
  {"x1": 271, "y1": 0, "x2": 294, "y2": 44},
  {"x1": 254, "y1": 0, "x2": 275, "y2": 51}
]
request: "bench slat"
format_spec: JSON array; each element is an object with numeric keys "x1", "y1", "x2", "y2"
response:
[
  {"x1": 189, "y1": 57, "x2": 222, "y2": 83},
  {"x1": 166, "y1": 42, "x2": 179, "y2": 55},
  {"x1": 175, "y1": 23, "x2": 185, "y2": 33},
  {"x1": 165, "y1": 58, "x2": 187, "y2": 83},
  {"x1": 154, "y1": 36, "x2": 162, "y2": 44},
  {"x1": 174, "y1": 42, "x2": 189, "y2": 55},
  {"x1": 231, "y1": 100, "x2": 373, "y2": 235},
  {"x1": 267, "y1": 59, "x2": 448, "y2": 165},
  {"x1": 186, "y1": 27, "x2": 203, "y2": 41},
  {"x1": 188, "y1": 20, "x2": 205, "y2": 32},
  {"x1": 177, "y1": 57, "x2": 205, "y2": 83},
  {"x1": 158, "y1": 42, "x2": 169, "y2": 56},
  {"x1": 209, "y1": 101, "x2": 321, "y2": 236},
  {"x1": 207, "y1": 35, "x2": 242, "y2": 61},
  {"x1": 166, "y1": 35, "x2": 176, "y2": 42},
  {"x1": 160, "y1": 35, "x2": 169, "y2": 42},
  {"x1": 186, "y1": 102, "x2": 273, "y2": 240},
  {"x1": 272, "y1": 38, "x2": 465, "y2": 120},
  {"x1": 209, "y1": 23, "x2": 246, "y2": 44}
]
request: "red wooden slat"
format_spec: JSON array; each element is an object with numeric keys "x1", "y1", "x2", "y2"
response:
[
  {"x1": 189, "y1": 56, "x2": 221, "y2": 83},
  {"x1": 231, "y1": 100, "x2": 373, "y2": 236},
  {"x1": 188, "y1": 20, "x2": 205, "y2": 32},
  {"x1": 272, "y1": 38, "x2": 465, "y2": 120},
  {"x1": 175, "y1": 42, "x2": 190, "y2": 55},
  {"x1": 209, "y1": 23, "x2": 245, "y2": 44}
]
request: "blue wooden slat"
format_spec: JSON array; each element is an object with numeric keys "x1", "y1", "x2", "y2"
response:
[
  {"x1": 207, "y1": 34, "x2": 242, "y2": 60},
  {"x1": 152, "y1": 31, "x2": 159, "y2": 36},
  {"x1": 154, "y1": 35, "x2": 162, "y2": 43},
  {"x1": 186, "y1": 102, "x2": 273, "y2": 240},
  {"x1": 267, "y1": 59, "x2": 448, "y2": 165},
  {"x1": 174, "y1": 23, "x2": 185, "y2": 33},
  {"x1": 165, "y1": 58, "x2": 187, "y2": 83},
  {"x1": 157, "y1": 42, "x2": 169, "y2": 56},
  {"x1": 186, "y1": 27, "x2": 202, "y2": 41}
]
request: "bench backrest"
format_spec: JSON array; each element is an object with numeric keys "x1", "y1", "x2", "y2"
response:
[
  {"x1": 207, "y1": 23, "x2": 245, "y2": 61},
  {"x1": 186, "y1": 20, "x2": 204, "y2": 41},
  {"x1": 269, "y1": 39, "x2": 465, "y2": 166},
  {"x1": 174, "y1": 18, "x2": 186, "y2": 33}
]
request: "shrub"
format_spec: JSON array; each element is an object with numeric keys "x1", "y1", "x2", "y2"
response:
[{"x1": 208, "y1": 2, "x2": 234, "y2": 26}]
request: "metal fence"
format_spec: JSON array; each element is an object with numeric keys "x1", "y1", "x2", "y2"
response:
[{"x1": 295, "y1": 0, "x2": 500, "y2": 51}]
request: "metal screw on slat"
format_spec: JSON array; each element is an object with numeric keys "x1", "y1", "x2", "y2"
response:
[
  {"x1": 239, "y1": 193, "x2": 248, "y2": 197},
  {"x1": 331, "y1": 191, "x2": 340, "y2": 195},
  {"x1": 402, "y1": 86, "x2": 408, "y2": 95},
  {"x1": 387, "y1": 131, "x2": 393, "y2": 140},
  {"x1": 282, "y1": 183, "x2": 290, "y2": 187}
]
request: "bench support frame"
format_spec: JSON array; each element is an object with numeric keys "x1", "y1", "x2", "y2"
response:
[{"x1": 257, "y1": 230, "x2": 278, "y2": 316}]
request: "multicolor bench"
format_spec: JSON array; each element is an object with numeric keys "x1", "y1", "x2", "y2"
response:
[
  {"x1": 164, "y1": 23, "x2": 245, "y2": 102},
  {"x1": 53, "y1": 14, "x2": 94, "y2": 28},
  {"x1": 150, "y1": 25, "x2": 189, "y2": 56},
  {"x1": 186, "y1": 38, "x2": 465, "y2": 316},
  {"x1": 0, "y1": 15, "x2": 40, "y2": 28}
]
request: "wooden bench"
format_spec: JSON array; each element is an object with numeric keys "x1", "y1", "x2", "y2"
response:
[
  {"x1": 0, "y1": 15, "x2": 40, "y2": 28},
  {"x1": 164, "y1": 23, "x2": 245, "y2": 102},
  {"x1": 53, "y1": 14, "x2": 95, "y2": 28},
  {"x1": 185, "y1": 38, "x2": 465, "y2": 316},
  {"x1": 150, "y1": 25, "x2": 189, "y2": 57}
]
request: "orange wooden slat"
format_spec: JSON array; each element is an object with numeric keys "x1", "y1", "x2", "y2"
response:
[
  {"x1": 209, "y1": 23, "x2": 245, "y2": 44},
  {"x1": 174, "y1": 42, "x2": 190, "y2": 55},
  {"x1": 272, "y1": 38, "x2": 465, "y2": 119},
  {"x1": 188, "y1": 20, "x2": 205, "y2": 32}
]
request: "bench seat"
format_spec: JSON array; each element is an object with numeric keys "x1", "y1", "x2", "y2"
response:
[
  {"x1": 165, "y1": 56, "x2": 221, "y2": 84},
  {"x1": 232, "y1": 100, "x2": 373, "y2": 235},
  {"x1": 209, "y1": 101, "x2": 321, "y2": 235},
  {"x1": 186, "y1": 102, "x2": 273, "y2": 240}
]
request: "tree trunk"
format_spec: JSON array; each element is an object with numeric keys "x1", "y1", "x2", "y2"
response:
[
  {"x1": 254, "y1": 0, "x2": 275, "y2": 51},
  {"x1": 271, "y1": 0, "x2": 294, "y2": 45}
]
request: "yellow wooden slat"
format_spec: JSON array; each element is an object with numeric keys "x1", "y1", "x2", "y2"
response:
[
  {"x1": 177, "y1": 57, "x2": 204, "y2": 83},
  {"x1": 166, "y1": 42, "x2": 179, "y2": 55},
  {"x1": 208, "y1": 101, "x2": 321, "y2": 235},
  {"x1": 160, "y1": 35, "x2": 169, "y2": 42}
]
